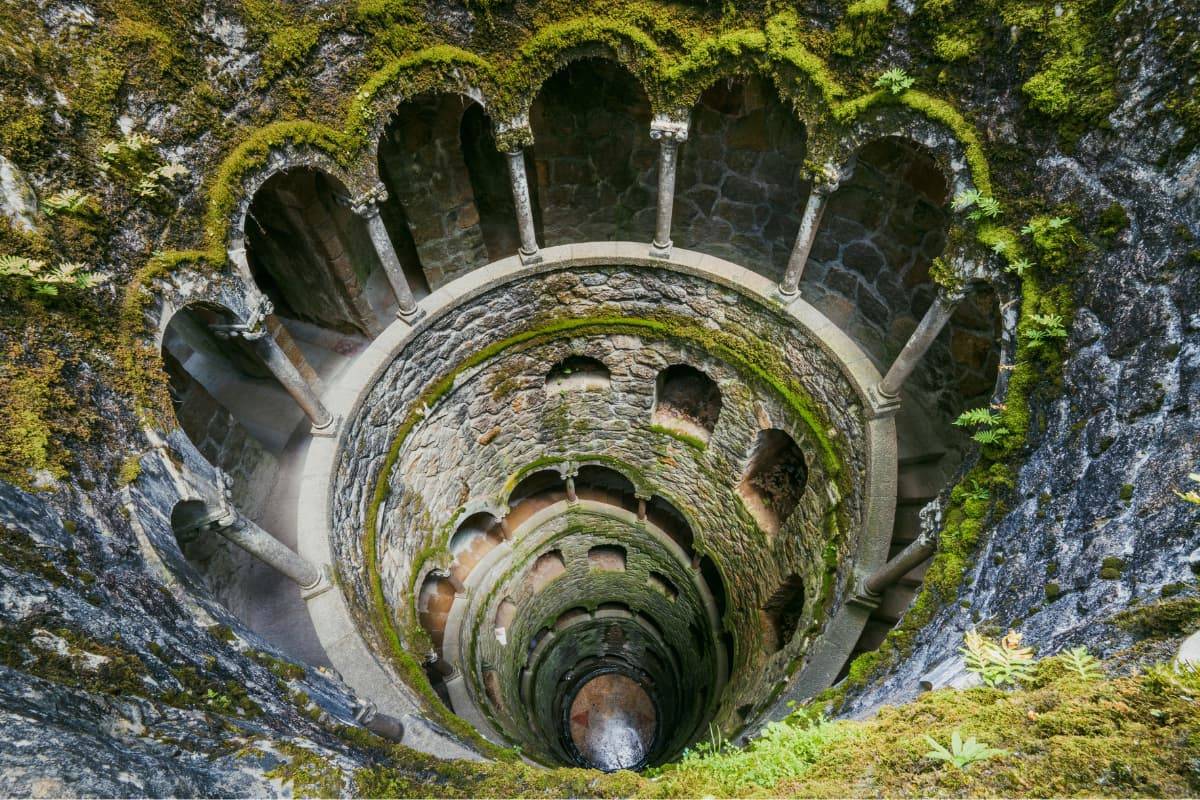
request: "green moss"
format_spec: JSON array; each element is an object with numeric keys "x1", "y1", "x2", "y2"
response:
[
  {"x1": 1100, "y1": 556, "x2": 1126, "y2": 580},
  {"x1": 646, "y1": 423, "x2": 708, "y2": 452},
  {"x1": 207, "y1": 623, "x2": 236, "y2": 642},
  {"x1": 117, "y1": 454, "x2": 142, "y2": 486},
  {"x1": 268, "y1": 742, "x2": 345, "y2": 798},
  {"x1": 260, "y1": 24, "x2": 325, "y2": 85},
  {"x1": 1095, "y1": 202, "x2": 1130, "y2": 246},
  {"x1": 1119, "y1": 483, "x2": 1134, "y2": 502},
  {"x1": 1113, "y1": 596, "x2": 1200, "y2": 638},
  {"x1": 1045, "y1": 582, "x2": 1061, "y2": 601}
]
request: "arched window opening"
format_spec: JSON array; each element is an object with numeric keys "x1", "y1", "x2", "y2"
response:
[
  {"x1": 647, "y1": 571, "x2": 678, "y2": 602},
  {"x1": 161, "y1": 304, "x2": 299, "y2": 459},
  {"x1": 698, "y1": 555, "x2": 727, "y2": 620},
  {"x1": 494, "y1": 597, "x2": 517, "y2": 645},
  {"x1": 380, "y1": 92, "x2": 483, "y2": 288},
  {"x1": 448, "y1": 512, "x2": 504, "y2": 582},
  {"x1": 739, "y1": 429, "x2": 808, "y2": 536},
  {"x1": 652, "y1": 364, "x2": 722, "y2": 443},
  {"x1": 761, "y1": 574, "x2": 806, "y2": 653},
  {"x1": 574, "y1": 464, "x2": 638, "y2": 512},
  {"x1": 529, "y1": 58, "x2": 655, "y2": 245},
  {"x1": 545, "y1": 355, "x2": 611, "y2": 394},
  {"x1": 417, "y1": 572, "x2": 457, "y2": 653},
  {"x1": 461, "y1": 103, "x2": 528, "y2": 262},
  {"x1": 646, "y1": 495, "x2": 694, "y2": 558},
  {"x1": 587, "y1": 544, "x2": 627, "y2": 572},
  {"x1": 555, "y1": 607, "x2": 590, "y2": 631},
  {"x1": 483, "y1": 668, "x2": 504, "y2": 711},
  {"x1": 508, "y1": 469, "x2": 566, "y2": 507},
  {"x1": 522, "y1": 549, "x2": 566, "y2": 594},
  {"x1": 674, "y1": 76, "x2": 808, "y2": 282},
  {"x1": 246, "y1": 169, "x2": 392, "y2": 336}
]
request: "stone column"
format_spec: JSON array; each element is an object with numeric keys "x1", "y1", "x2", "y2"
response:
[
  {"x1": 871, "y1": 287, "x2": 966, "y2": 411},
  {"x1": 504, "y1": 148, "x2": 541, "y2": 264},
  {"x1": 779, "y1": 178, "x2": 838, "y2": 297},
  {"x1": 213, "y1": 505, "x2": 323, "y2": 590},
  {"x1": 864, "y1": 530, "x2": 937, "y2": 596},
  {"x1": 649, "y1": 115, "x2": 689, "y2": 258},
  {"x1": 352, "y1": 184, "x2": 423, "y2": 322},
  {"x1": 212, "y1": 293, "x2": 335, "y2": 434},
  {"x1": 565, "y1": 476, "x2": 577, "y2": 504}
]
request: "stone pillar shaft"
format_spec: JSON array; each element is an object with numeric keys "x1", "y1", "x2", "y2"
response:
[
  {"x1": 649, "y1": 118, "x2": 688, "y2": 256},
  {"x1": 864, "y1": 534, "x2": 936, "y2": 595},
  {"x1": 362, "y1": 206, "x2": 420, "y2": 319},
  {"x1": 877, "y1": 290, "x2": 964, "y2": 401},
  {"x1": 779, "y1": 189, "x2": 830, "y2": 296},
  {"x1": 216, "y1": 511, "x2": 321, "y2": 589},
  {"x1": 565, "y1": 476, "x2": 577, "y2": 504},
  {"x1": 504, "y1": 149, "x2": 540, "y2": 261},
  {"x1": 251, "y1": 327, "x2": 334, "y2": 431}
]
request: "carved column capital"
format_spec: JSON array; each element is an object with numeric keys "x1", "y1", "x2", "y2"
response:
[
  {"x1": 650, "y1": 114, "x2": 690, "y2": 144},
  {"x1": 810, "y1": 162, "x2": 846, "y2": 196},
  {"x1": 350, "y1": 182, "x2": 389, "y2": 217}
]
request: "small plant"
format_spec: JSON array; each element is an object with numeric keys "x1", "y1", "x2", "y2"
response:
[
  {"x1": 923, "y1": 730, "x2": 1008, "y2": 770},
  {"x1": 952, "y1": 189, "x2": 1002, "y2": 220},
  {"x1": 963, "y1": 479, "x2": 990, "y2": 503},
  {"x1": 1021, "y1": 215, "x2": 1072, "y2": 236},
  {"x1": 1174, "y1": 473, "x2": 1200, "y2": 506},
  {"x1": 40, "y1": 189, "x2": 98, "y2": 217},
  {"x1": 875, "y1": 67, "x2": 914, "y2": 94},
  {"x1": 0, "y1": 255, "x2": 109, "y2": 296},
  {"x1": 1059, "y1": 646, "x2": 1104, "y2": 681},
  {"x1": 954, "y1": 407, "x2": 1010, "y2": 445},
  {"x1": 1025, "y1": 313, "x2": 1068, "y2": 349},
  {"x1": 1006, "y1": 256, "x2": 1033, "y2": 277},
  {"x1": 962, "y1": 629, "x2": 1035, "y2": 687}
]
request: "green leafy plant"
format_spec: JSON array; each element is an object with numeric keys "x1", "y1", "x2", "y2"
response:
[
  {"x1": 1026, "y1": 313, "x2": 1068, "y2": 349},
  {"x1": 1021, "y1": 215, "x2": 1072, "y2": 236},
  {"x1": 962, "y1": 629, "x2": 1035, "y2": 688},
  {"x1": 875, "y1": 67, "x2": 914, "y2": 94},
  {"x1": 1006, "y1": 257, "x2": 1033, "y2": 277},
  {"x1": 1174, "y1": 473, "x2": 1200, "y2": 506},
  {"x1": 923, "y1": 730, "x2": 1008, "y2": 770},
  {"x1": 1059, "y1": 646, "x2": 1104, "y2": 681},
  {"x1": 0, "y1": 255, "x2": 109, "y2": 296},
  {"x1": 963, "y1": 479, "x2": 990, "y2": 503},
  {"x1": 40, "y1": 189, "x2": 98, "y2": 217},
  {"x1": 952, "y1": 189, "x2": 1002, "y2": 220},
  {"x1": 954, "y1": 407, "x2": 1010, "y2": 445}
]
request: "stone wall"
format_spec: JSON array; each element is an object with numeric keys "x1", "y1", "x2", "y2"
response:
[
  {"x1": 379, "y1": 93, "x2": 489, "y2": 288},
  {"x1": 673, "y1": 78, "x2": 809, "y2": 281},
  {"x1": 530, "y1": 59, "x2": 657, "y2": 245},
  {"x1": 332, "y1": 265, "x2": 874, "y2": 732}
]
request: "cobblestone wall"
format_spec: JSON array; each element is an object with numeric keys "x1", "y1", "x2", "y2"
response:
[
  {"x1": 333, "y1": 266, "x2": 872, "y2": 730},
  {"x1": 530, "y1": 59, "x2": 657, "y2": 245},
  {"x1": 673, "y1": 78, "x2": 809, "y2": 281}
]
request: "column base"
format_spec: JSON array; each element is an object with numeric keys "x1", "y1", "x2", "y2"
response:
[
  {"x1": 519, "y1": 248, "x2": 543, "y2": 266},
  {"x1": 775, "y1": 283, "x2": 800, "y2": 301},
  {"x1": 310, "y1": 415, "x2": 341, "y2": 438},
  {"x1": 396, "y1": 305, "x2": 426, "y2": 324},
  {"x1": 649, "y1": 240, "x2": 672, "y2": 259},
  {"x1": 301, "y1": 565, "x2": 335, "y2": 600},
  {"x1": 867, "y1": 384, "x2": 902, "y2": 418},
  {"x1": 847, "y1": 577, "x2": 882, "y2": 610}
]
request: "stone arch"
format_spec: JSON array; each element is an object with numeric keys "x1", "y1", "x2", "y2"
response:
[
  {"x1": 652, "y1": 364, "x2": 723, "y2": 443},
  {"x1": 378, "y1": 90, "x2": 492, "y2": 288},
  {"x1": 504, "y1": 27, "x2": 659, "y2": 122},
  {"x1": 674, "y1": 73, "x2": 810, "y2": 281},
  {"x1": 738, "y1": 428, "x2": 809, "y2": 537},
  {"x1": 760, "y1": 573, "x2": 806, "y2": 653},
  {"x1": 243, "y1": 166, "x2": 393, "y2": 337},
  {"x1": 833, "y1": 110, "x2": 980, "y2": 200},
  {"x1": 448, "y1": 512, "x2": 505, "y2": 584},
  {"x1": 545, "y1": 355, "x2": 611, "y2": 394},
  {"x1": 529, "y1": 56, "x2": 657, "y2": 245}
]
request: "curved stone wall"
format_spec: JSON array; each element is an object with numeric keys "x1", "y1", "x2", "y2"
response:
[{"x1": 317, "y1": 249, "x2": 896, "y2": 759}]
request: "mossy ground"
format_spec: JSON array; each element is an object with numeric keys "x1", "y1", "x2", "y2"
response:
[{"x1": 264, "y1": 661, "x2": 1200, "y2": 798}]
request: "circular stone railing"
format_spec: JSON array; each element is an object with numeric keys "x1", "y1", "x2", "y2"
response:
[{"x1": 294, "y1": 242, "x2": 897, "y2": 759}]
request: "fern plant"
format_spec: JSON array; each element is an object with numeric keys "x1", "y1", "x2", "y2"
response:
[
  {"x1": 954, "y1": 407, "x2": 1009, "y2": 445},
  {"x1": 952, "y1": 189, "x2": 1002, "y2": 220},
  {"x1": 41, "y1": 189, "x2": 98, "y2": 217},
  {"x1": 1026, "y1": 313, "x2": 1068, "y2": 349},
  {"x1": 875, "y1": 67, "x2": 914, "y2": 94},
  {"x1": 1059, "y1": 646, "x2": 1104, "y2": 681},
  {"x1": 0, "y1": 255, "x2": 109, "y2": 296},
  {"x1": 924, "y1": 730, "x2": 1008, "y2": 770},
  {"x1": 962, "y1": 629, "x2": 1035, "y2": 688}
]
